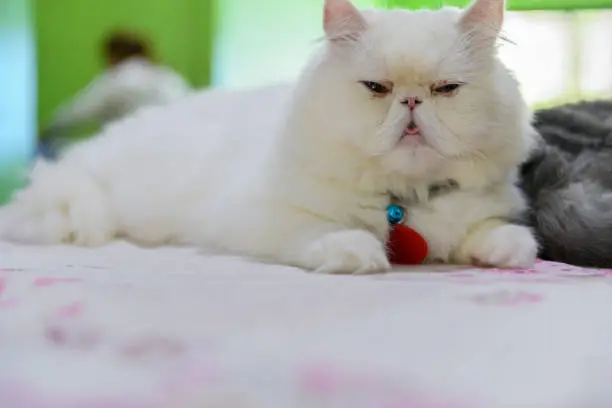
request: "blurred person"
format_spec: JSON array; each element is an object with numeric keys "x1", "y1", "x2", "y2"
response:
[{"x1": 39, "y1": 30, "x2": 191, "y2": 158}]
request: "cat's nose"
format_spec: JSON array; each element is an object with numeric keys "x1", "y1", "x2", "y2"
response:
[{"x1": 400, "y1": 96, "x2": 422, "y2": 110}]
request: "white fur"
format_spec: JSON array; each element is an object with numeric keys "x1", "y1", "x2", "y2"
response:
[{"x1": 0, "y1": 0, "x2": 538, "y2": 273}]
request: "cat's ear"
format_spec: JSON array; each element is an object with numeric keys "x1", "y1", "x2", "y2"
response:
[
  {"x1": 459, "y1": 0, "x2": 505, "y2": 39},
  {"x1": 323, "y1": 0, "x2": 368, "y2": 43}
]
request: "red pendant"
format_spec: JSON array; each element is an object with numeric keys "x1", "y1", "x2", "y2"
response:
[{"x1": 387, "y1": 225, "x2": 428, "y2": 265}]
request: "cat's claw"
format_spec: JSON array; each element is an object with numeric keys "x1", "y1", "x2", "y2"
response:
[
  {"x1": 303, "y1": 230, "x2": 390, "y2": 275},
  {"x1": 456, "y1": 224, "x2": 538, "y2": 269}
]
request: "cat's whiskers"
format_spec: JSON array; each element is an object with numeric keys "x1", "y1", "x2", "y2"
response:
[
  {"x1": 420, "y1": 107, "x2": 484, "y2": 161},
  {"x1": 373, "y1": 112, "x2": 409, "y2": 153}
]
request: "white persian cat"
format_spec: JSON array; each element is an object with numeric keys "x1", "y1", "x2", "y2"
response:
[{"x1": 0, "y1": 0, "x2": 538, "y2": 274}]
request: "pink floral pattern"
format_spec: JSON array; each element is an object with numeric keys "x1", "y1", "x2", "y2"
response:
[
  {"x1": 57, "y1": 301, "x2": 85, "y2": 319},
  {"x1": 33, "y1": 277, "x2": 82, "y2": 287},
  {"x1": 467, "y1": 290, "x2": 544, "y2": 306},
  {"x1": 0, "y1": 242, "x2": 611, "y2": 408}
]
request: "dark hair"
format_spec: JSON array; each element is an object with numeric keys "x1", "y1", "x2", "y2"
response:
[{"x1": 103, "y1": 30, "x2": 152, "y2": 66}]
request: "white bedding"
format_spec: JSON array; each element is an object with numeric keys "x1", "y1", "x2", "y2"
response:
[{"x1": 1, "y1": 241, "x2": 611, "y2": 408}]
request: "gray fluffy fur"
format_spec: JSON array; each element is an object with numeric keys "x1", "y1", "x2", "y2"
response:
[{"x1": 520, "y1": 100, "x2": 612, "y2": 268}]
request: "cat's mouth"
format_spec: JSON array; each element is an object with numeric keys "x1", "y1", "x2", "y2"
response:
[
  {"x1": 399, "y1": 121, "x2": 423, "y2": 143},
  {"x1": 403, "y1": 121, "x2": 420, "y2": 137}
]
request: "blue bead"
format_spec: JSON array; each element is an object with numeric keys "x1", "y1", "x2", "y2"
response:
[{"x1": 386, "y1": 204, "x2": 405, "y2": 225}]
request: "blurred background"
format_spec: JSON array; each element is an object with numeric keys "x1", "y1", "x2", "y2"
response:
[{"x1": 2, "y1": 0, "x2": 612, "y2": 202}]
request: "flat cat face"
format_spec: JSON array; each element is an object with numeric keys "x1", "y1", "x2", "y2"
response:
[{"x1": 302, "y1": 0, "x2": 528, "y2": 179}]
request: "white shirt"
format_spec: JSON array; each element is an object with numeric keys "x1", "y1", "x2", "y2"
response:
[{"x1": 45, "y1": 57, "x2": 191, "y2": 134}]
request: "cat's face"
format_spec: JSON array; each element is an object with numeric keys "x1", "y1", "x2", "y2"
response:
[{"x1": 305, "y1": 0, "x2": 528, "y2": 178}]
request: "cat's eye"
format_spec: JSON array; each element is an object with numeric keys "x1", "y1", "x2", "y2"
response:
[
  {"x1": 431, "y1": 82, "x2": 463, "y2": 96},
  {"x1": 360, "y1": 81, "x2": 392, "y2": 97}
]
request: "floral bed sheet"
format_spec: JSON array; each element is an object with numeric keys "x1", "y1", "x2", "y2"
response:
[{"x1": 1, "y1": 241, "x2": 611, "y2": 408}]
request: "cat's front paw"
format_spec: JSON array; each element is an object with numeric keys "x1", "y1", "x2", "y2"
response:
[
  {"x1": 455, "y1": 223, "x2": 538, "y2": 269},
  {"x1": 302, "y1": 230, "x2": 390, "y2": 275}
]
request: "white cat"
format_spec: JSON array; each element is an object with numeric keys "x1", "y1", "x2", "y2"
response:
[{"x1": 0, "y1": 0, "x2": 538, "y2": 273}]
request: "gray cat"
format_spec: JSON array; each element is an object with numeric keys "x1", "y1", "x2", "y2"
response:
[{"x1": 520, "y1": 100, "x2": 612, "y2": 268}]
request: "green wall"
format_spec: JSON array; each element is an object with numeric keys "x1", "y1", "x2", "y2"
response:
[{"x1": 35, "y1": 0, "x2": 214, "y2": 131}]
